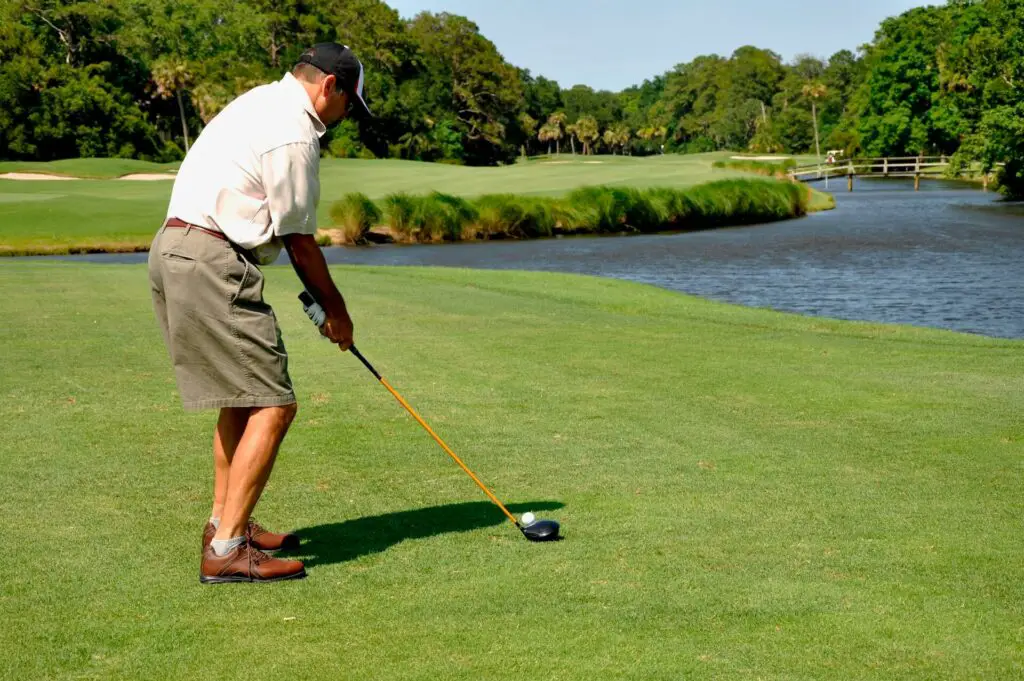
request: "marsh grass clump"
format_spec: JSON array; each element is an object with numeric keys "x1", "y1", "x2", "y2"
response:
[{"x1": 329, "y1": 193, "x2": 382, "y2": 243}]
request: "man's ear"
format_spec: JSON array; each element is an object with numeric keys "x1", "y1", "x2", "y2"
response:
[{"x1": 322, "y1": 74, "x2": 338, "y2": 97}]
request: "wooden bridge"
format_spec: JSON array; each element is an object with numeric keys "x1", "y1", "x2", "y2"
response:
[{"x1": 787, "y1": 156, "x2": 979, "y2": 191}]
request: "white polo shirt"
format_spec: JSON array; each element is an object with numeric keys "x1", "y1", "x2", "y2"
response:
[{"x1": 166, "y1": 73, "x2": 326, "y2": 264}]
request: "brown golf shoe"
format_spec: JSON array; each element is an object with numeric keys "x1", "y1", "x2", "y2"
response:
[
  {"x1": 202, "y1": 520, "x2": 300, "y2": 554},
  {"x1": 200, "y1": 541, "x2": 306, "y2": 584}
]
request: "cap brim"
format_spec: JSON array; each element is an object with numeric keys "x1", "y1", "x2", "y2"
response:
[{"x1": 350, "y1": 89, "x2": 372, "y2": 119}]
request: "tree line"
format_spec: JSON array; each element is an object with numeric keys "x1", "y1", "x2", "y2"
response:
[{"x1": 1, "y1": 0, "x2": 1021, "y2": 192}]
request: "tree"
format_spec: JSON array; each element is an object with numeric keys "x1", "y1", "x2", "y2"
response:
[
  {"x1": 802, "y1": 82, "x2": 827, "y2": 160},
  {"x1": 407, "y1": 12, "x2": 524, "y2": 165},
  {"x1": 574, "y1": 115, "x2": 600, "y2": 155},
  {"x1": 614, "y1": 124, "x2": 631, "y2": 154},
  {"x1": 565, "y1": 121, "x2": 578, "y2": 155},
  {"x1": 151, "y1": 56, "x2": 194, "y2": 151},
  {"x1": 537, "y1": 122, "x2": 559, "y2": 155},
  {"x1": 518, "y1": 112, "x2": 537, "y2": 155},
  {"x1": 546, "y1": 112, "x2": 566, "y2": 154}
]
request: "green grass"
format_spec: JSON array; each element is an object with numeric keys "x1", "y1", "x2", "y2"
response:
[
  {"x1": 0, "y1": 153, "x2": 833, "y2": 255},
  {"x1": 0, "y1": 262, "x2": 1021, "y2": 680},
  {"x1": 0, "y1": 158, "x2": 180, "y2": 179}
]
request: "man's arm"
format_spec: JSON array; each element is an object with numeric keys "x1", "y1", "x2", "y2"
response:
[{"x1": 283, "y1": 233, "x2": 353, "y2": 350}]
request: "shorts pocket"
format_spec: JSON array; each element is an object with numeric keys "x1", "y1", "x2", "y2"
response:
[
  {"x1": 228, "y1": 251, "x2": 267, "y2": 309},
  {"x1": 161, "y1": 250, "x2": 195, "y2": 274}
]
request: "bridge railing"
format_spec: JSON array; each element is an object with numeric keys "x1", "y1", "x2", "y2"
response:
[{"x1": 789, "y1": 156, "x2": 951, "y2": 180}]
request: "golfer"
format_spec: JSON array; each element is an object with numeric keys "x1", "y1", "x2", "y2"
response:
[{"x1": 148, "y1": 43, "x2": 371, "y2": 584}]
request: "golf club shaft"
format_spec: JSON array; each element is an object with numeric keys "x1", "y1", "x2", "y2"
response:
[{"x1": 350, "y1": 345, "x2": 521, "y2": 527}]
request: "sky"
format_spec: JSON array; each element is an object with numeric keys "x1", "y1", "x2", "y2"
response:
[{"x1": 384, "y1": 0, "x2": 929, "y2": 91}]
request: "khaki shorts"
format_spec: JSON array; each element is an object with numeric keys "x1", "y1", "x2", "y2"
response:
[{"x1": 148, "y1": 223, "x2": 295, "y2": 411}]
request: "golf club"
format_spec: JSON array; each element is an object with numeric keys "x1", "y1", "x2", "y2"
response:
[{"x1": 299, "y1": 291, "x2": 560, "y2": 542}]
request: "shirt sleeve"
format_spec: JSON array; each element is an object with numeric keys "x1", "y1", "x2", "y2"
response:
[{"x1": 260, "y1": 142, "x2": 320, "y2": 236}]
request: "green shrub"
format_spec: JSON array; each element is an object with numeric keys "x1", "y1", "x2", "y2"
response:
[
  {"x1": 713, "y1": 159, "x2": 797, "y2": 178},
  {"x1": 329, "y1": 193, "x2": 382, "y2": 243},
  {"x1": 417, "y1": 192, "x2": 478, "y2": 241},
  {"x1": 383, "y1": 193, "x2": 418, "y2": 241},
  {"x1": 472, "y1": 195, "x2": 557, "y2": 239}
]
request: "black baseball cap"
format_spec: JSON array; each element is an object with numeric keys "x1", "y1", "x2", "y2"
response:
[{"x1": 296, "y1": 43, "x2": 371, "y2": 119}]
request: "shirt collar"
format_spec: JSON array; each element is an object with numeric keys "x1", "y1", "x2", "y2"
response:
[{"x1": 281, "y1": 72, "x2": 326, "y2": 138}]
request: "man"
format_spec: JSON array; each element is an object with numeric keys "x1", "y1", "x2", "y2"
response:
[{"x1": 148, "y1": 43, "x2": 371, "y2": 584}]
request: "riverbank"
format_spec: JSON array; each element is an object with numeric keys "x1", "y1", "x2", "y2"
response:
[
  {"x1": 1, "y1": 262, "x2": 1020, "y2": 680},
  {"x1": 0, "y1": 154, "x2": 833, "y2": 256}
]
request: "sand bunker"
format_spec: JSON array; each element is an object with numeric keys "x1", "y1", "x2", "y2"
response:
[
  {"x1": 118, "y1": 173, "x2": 176, "y2": 180},
  {"x1": 0, "y1": 173, "x2": 79, "y2": 181},
  {"x1": 0, "y1": 171, "x2": 175, "y2": 181}
]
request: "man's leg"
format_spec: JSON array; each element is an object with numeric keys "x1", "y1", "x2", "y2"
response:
[
  {"x1": 213, "y1": 403, "x2": 298, "y2": 542},
  {"x1": 212, "y1": 407, "x2": 251, "y2": 523}
]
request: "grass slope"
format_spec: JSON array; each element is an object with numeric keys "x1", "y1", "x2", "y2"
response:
[
  {"x1": 0, "y1": 158, "x2": 180, "y2": 179},
  {"x1": 0, "y1": 262, "x2": 1021, "y2": 680},
  {"x1": 0, "y1": 153, "x2": 832, "y2": 255}
]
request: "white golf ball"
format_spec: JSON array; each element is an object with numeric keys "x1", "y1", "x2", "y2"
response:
[{"x1": 521, "y1": 512, "x2": 536, "y2": 526}]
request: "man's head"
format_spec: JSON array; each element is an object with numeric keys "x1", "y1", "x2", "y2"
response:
[{"x1": 292, "y1": 43, "x2": 371, "y2": 126}]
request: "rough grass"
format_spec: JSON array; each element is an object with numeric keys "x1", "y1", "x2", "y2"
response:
[
  {"x1": 358, "y1": 179, "x2": 807, "y2": 243},
  {"x1": 713, "y1": 158, "x2": 798, "y2": 179},
  {"x1": 0, "y1": 262, "x2": 1021, "y2": 680},
  {"x1": 0, "y1": 154, "x2": 834, "y2": 256},
  {"x1": 327, "y1": 192, "x2": 382, "y2": 244}
]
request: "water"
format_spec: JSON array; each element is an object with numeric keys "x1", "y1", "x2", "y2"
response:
[{"x1": 21, "y1": 179, "x2": 1024, "y2": 339}]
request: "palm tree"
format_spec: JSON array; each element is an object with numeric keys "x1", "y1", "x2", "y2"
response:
[
  {"x1": 546, "y1": 113, "x2": 567, "y2": 154},
  {"x1": 152, "y1": 57, "x2": 194, "y2": 152},
  {"x1": 802, "y1": 82, "x2": 828, "y2": 161},
  {"x1": 603, "y1": 129, "x2": 616, "y2": 154},
  {"x1": 614, "y1": 124, "x2": 631, "y2": 155},
  {"x1": 576, "y1": 116, "x2": 600, "y2": 156},
  {"x1": 565, "y1": 123, "x2": 578, "y2": 155},
  {"x1": 538, "y1": 123, "x2": 559, "y2": 155},
  {"x1": 519, "y1": 113, "x2": 538, "y2": 157}
]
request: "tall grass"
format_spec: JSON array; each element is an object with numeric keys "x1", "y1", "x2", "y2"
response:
[
  {"x1": 332, "y1": 178, "x2": 810, "y2": 246},
  {"x1": 713, "y1": 158, "x2": 798, "y2": 179},
  {"x1": 471, "y1": 194, "x2": 558, "y2": 239},
  {"x1": 328, "y1": 193, "x2": 381, "y2": 244}
]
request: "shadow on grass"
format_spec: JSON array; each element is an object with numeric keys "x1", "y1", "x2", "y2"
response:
[{"x1": 295, "y1": 500, "x2": 564, "y2": 568}]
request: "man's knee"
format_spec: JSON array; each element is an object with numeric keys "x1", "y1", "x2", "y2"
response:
[{"x1": 251, "y1": 402, "x2": 298, "y2": 429}]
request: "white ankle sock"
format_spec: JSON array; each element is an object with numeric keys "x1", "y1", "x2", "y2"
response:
[
  {"x1": 211, "y1": 535, "x2": 245, "y2": 557},
  {"x1": 209, "y1": 516, "x2": 221, "y2": 529}
]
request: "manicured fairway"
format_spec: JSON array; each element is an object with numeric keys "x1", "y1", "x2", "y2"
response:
[
  {"x1": 1, "y1": 262, "x2": 1021, "y2": 679},
  {"x1": 0, "y1": 153, "x2": 830, "y2": 255}
]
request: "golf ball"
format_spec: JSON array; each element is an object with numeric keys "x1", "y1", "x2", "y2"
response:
[{"x1": 521, "y1": 512, "x2": 536, "y2": 526}]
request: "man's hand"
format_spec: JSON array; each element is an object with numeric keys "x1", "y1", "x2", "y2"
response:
[
  {"x1": 283, "y1": 233, "x2": 354, "y2": 352},
  {"x1": 321, "y1": 310, "x2": 354, "y2": 351}
]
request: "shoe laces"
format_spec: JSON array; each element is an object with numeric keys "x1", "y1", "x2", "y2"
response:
[
  {"x1": 247, "y1": 519, "x2": 267, "y2": 539},
  {"x1": 246, "y1": 543, "x2": 272, "y2": 566}
]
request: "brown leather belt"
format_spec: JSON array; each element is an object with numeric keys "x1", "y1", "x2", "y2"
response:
[{"x1": 164, "y1": 217, "x2": 227, "y2": 241}]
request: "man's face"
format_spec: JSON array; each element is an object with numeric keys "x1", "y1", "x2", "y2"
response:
[{"x1": 316, "y1": 75, "x2": 350, "y2": 126}]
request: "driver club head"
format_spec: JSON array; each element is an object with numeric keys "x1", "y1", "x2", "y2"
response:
[{"x1": 519, "y1": 519, "x2": 561, "y2": 542}]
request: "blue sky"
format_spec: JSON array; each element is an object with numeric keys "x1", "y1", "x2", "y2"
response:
[{"x1": 385, "y1": 0, "x2": 928, "y2": 91}]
